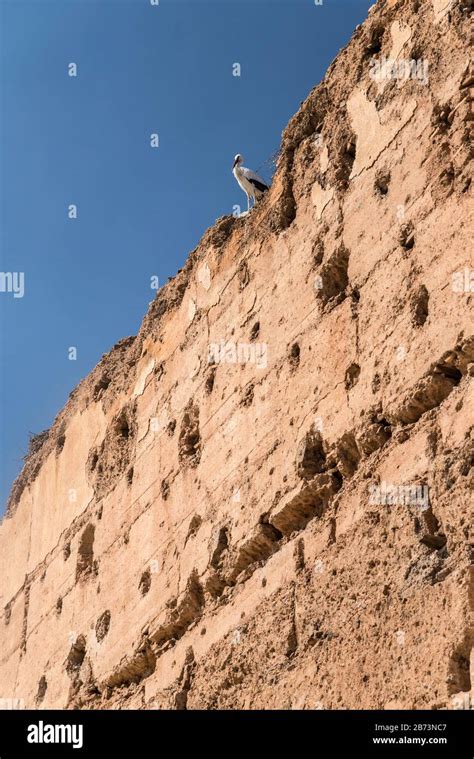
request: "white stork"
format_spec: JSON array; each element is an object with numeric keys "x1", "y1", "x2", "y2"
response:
[{"x1": 232, "y1": 154, "x2": 269, "y2": 214}]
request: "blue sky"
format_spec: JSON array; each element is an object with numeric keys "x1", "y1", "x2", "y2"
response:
[{"x1": 0, "y1": 0, "x2": 372, "y2": 512}]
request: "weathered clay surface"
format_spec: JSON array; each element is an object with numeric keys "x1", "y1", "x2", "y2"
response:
[{"x1": 1, "y1": 0, "x2": 473, "y2": 710}]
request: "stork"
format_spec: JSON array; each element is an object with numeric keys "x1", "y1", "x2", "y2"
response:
[{"x1": 232, "y1": 154, "x2": 269, "y2": 215}]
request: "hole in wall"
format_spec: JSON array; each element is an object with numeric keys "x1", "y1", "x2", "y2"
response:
[
  {"x1": 249, "y1": 322, "x2": 260, "y2": 341},
  {"x1": 161, "y1": 479, "x2": 170, "y2": 500},
  {"x1": 411, "y1": 285, "x2": 429, "y2": 327},
  {"x1": 115, "y1": 412, "x2": 130, "y2": 439},
  {"x1": 289, "y1": 343, "x2": 301, "y2": 370},
  {"x1": 205, "y1": 367, "x2": 217, "y2": 394},
  {"x1": 296, "y1": 427, "x2": 327, "y2": 480},
  {"x1": 35, "y1": 676, "x2": 47, "y2": 705},
  {"x1": 399, "y1": 223, "x2": 415, "y2": 250},
  {"x1": 345, "y1": 363, "x2": 361, "y2": 390},
  {"x1": 66, "y1": 635, "x2": 86, "y2": 677},
  {"x1": 315, "y1": 244, "x2": 350, "y2": 307},
  {"x1": 334, "y1": 132, "x2": 357, "y2": 190},
  {"x1": 185, "y1": 515, "x2": 202, "y2": 545},
  {"x1": 95, "y1": 610, "x2": 111, "y2": 642},
  {"x1": 86, "y1": 402, "x2": 137, "y2": 501},
  {"x1": 374, "y1": 169, "x2": 391, "y2": 196},
  {"x1": 139, "y1": 568, "x2": 152, "y2": 596},
  {"x1": 448, "y1": 637, "x2": 473, "y2": 695},
  {"x1": 92, "y1": 374, "x2": 110, "y2": 401},
  {"x1": 76, "y1": 524, "x2": 96, "y2": 581},
  {"x1": 240, "y1": 383, "x2": 255, "y2": 407},
  {"x1": 178, "y1": 401, "x2": 201, "y2": 468},
  {"x1": 364, "y1": 23, "x2": 384, "y2": 56},
  {"x1": 238, "y1": 260, "x2": 250, "y2": 290},
  {"x1": 210, "y1": 527, "x2": 229, "y2": 569},
  {"x1": 56, "y1": 433, "x2": 66, "y2": 455}
]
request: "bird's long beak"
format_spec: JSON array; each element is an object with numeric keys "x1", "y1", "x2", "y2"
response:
[{"x1": 232, "y1": 157, "x2": 239, "y2": 169}]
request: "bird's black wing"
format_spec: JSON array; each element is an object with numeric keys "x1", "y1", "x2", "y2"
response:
[{"x1": 247, "y1": 177, "x2": 269, "y2": 193}]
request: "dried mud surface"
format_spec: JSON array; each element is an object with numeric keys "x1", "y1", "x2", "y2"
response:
[{"x1": 0, "y1": 0, "x2": 472, "y2": 711}]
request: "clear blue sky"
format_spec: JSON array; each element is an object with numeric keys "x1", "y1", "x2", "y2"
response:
[{"x1": 0, "y1": 0, "x2": 372, "y2": 513}]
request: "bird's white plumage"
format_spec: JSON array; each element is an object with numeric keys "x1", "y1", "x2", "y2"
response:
[
  {"x1": 241, "y1": 167, "x2": 267, "y2": 186},
  {"x1": 232, "y1": 154, "x2": 269, "y2": 214}
]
